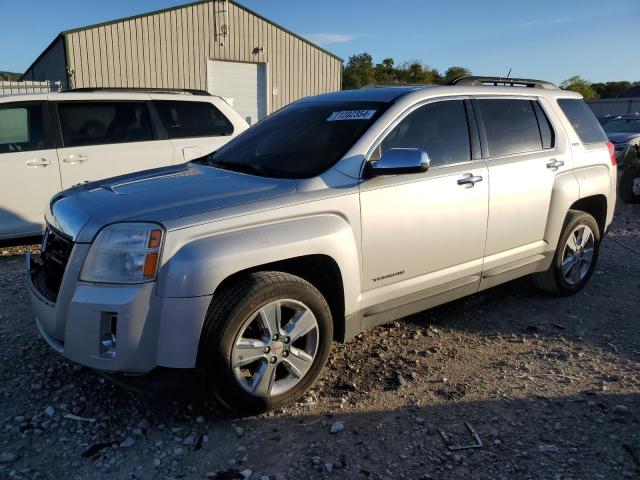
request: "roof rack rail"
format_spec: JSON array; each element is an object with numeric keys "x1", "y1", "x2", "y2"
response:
[
  {"x1": 449, "y1": 76, "x2": 558, "y2": 89},
  {"x1": 62, "y1": 87, "x2": 211, "y2": 96},
  {"x1": 361, "y1": 83, "x2": 434, "y2": 88}
]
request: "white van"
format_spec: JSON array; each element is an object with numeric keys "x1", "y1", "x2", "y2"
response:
[{"x1": 0, "y1": 88, "x2": 248, "y2": 240}]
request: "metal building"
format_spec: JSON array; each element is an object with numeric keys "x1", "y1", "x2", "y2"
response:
[{"x1": 23, "y1": 0, "x2": 343, "y2": 125}]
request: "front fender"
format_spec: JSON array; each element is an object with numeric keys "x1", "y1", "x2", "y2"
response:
[{"x1": 157, "y1": 214, "x2": 361, "y2": 314}]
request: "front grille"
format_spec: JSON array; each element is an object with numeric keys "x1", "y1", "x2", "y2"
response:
[{"x1": 31, "y1": 226, "x2": 73, "y2": 303}]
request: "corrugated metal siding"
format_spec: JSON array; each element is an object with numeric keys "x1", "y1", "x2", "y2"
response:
[
  {"x1": 59, "y1": 0, "x2": 340, "y2": 114},
  {"x1": 23, "y1": 36, "x2": 68, "y2": 89}
]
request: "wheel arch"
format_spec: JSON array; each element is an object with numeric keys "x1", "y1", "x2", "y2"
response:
[{"x1": 212, "y1": 254, "x2": 348, "y2": 342}]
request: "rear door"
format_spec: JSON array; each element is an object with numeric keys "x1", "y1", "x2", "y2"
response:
[
  {"x1": 152, "y1": 98, "x2": 237, "y2": 162},
  {"x1": 0, "y1": 101, "x2": 60, "y2": 238},
  {"x1": 474, "y1": 97, "x2": 571, "y2": 284},
  {"x1": 55, "y1": 99, "x2": 175, "y2": 189}
]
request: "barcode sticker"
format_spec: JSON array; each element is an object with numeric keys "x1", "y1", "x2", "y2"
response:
[{"x1": 327, "y1": 110, "x2": 376, "y2": 121}]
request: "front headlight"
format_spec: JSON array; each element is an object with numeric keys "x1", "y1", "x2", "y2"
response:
[{"x1": 80, "y1": 223, "x2": 164, "y2": 284}]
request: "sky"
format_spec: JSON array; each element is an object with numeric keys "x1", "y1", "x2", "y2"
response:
[{"x1": 1, "y1": 0, "x2": 638, "y2": 84}]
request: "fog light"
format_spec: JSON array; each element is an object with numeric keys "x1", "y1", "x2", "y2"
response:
[{"x1": 99, "y1": 313, "x2": 117, "y2": 358}]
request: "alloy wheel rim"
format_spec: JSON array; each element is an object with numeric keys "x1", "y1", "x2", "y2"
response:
[
  {"x1": 561, "y1": 224, "x2": 595, "y2": 285},
  {"x1": 231, "y1": 299, "x2": 319, "y2": 398}
]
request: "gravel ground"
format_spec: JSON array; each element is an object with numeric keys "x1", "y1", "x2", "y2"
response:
[{"x1": 0, "y1": 204, "x2": 639, "y2": 480}]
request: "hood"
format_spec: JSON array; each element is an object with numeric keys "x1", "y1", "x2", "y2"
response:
[
  {"x1": 47, "y1": 163, "x2": 297, "y2": 242},
  {"x1": 607, "y1": 132, "x2": 640, "y2": 144}
]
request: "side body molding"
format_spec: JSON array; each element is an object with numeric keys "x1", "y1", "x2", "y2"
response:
[{"x1": 156, "y1": 214, "x2": 362, "y2": 315}]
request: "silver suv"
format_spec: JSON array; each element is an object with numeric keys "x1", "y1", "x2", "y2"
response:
[{"x1": 28, "y1": 77, "x2": 617, "y2": 412}]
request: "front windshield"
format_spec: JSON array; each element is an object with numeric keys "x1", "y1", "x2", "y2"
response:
[
  {"x1": 206, "y1": 100, "x2": 388, "y2": 179},
  {"x1": 604, "y1": 117, "x2": 640, "y2": 134}
]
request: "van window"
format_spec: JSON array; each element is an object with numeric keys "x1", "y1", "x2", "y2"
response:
[
  {"x1": 477, "y1": 99, "x2": 543, "y2": 157},
  {"x1": 0, "y1": 103, "x2": 45, "y2": 154},
  {"x1": 558, "y1": 99, "x2": 608, "y2": 144},
  {"x1": 58, "y1": 102, "x2": 154, "y2": 147},
  {"x1": 154, "y1": 101, "x2": 234, "y2": 138},
  {"x1": 374, "y1": 100, "x2": 471, "y2": 167}
]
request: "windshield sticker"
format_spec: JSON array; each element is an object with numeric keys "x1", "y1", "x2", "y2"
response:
[{"x1": 327, "y1": 110, "x2": 377, "y2": 122}]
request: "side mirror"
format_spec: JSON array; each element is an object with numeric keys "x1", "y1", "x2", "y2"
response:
[{"x1": 368, "y1": 148, "x2": 430, "y2": 176}]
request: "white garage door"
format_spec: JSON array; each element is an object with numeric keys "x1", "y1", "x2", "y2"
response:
[{"x1": 207, "y1": 60, "x2": 267, "y2": 126}]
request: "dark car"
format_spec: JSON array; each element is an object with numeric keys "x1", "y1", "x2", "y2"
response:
[{"x1": 603, "y1": 114, "x2": 640, "y2": 167}]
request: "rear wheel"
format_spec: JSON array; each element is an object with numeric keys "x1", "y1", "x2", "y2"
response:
[
  {"x1": 198, "y1": 271, "x2": 333, "y2": 413},
  {"x1": 619, "y1": 166, "x2": 640, "y2": 204},
  {"x1": 532, "y1": 210, "x2": 600, "y2": 295}
]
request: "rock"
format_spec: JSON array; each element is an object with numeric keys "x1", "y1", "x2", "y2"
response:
[
  {"x1": 240, "y1": 469, "x2": 252, "y2": 479},
  {"x1": 613, "y1": 405, "x2": 628, "y2": 415},
  {"x1": 325, "y1": 463, "x2": 334, "y2": 473},
  {"x1": 196, "y1": 416, "x2": 205, "y2": 424},
  {"x1": 173, "y1": 447, "x2": 184, "y2": 456},
  {"x1": 44, "y1": 406, "x2": 55, "y2": 417},
  {"x1": 237, "y1": 446, "x2": 247, "y2": 453},
  {"x1": 153, "y1": 458, "x2": 161, "y2": 467},
  {"x1": 0, "y1": 452, "x2": 17, "y2": 465},
  {"x1": 330, "y1": 421, "x2": 345, "y2": 434},
  {"x1": 260, "y1": 476, "x2": 270, "y2": 480},
  {"x1": 138, "y1": 418, "x2": 150, "y2": 430},
  {"x1": 120, "y1": 437, "x2": 135, "y2": 448},
  {"x1": 538, "y1": 444, "x2": 559, "y2": 453},
  {"x1": 183, "y1": 435, "x2": 196, "y2": 445}
]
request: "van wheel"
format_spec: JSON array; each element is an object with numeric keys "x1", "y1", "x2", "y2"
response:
[
  {"x1": 619, "y1": 166, "x2": 640, "y2": 204},
  {"x1": 532, "y1": 210, "x2": 600, "y2": 296},
  {"x1": 198, "y1": 271, "x2": 333, "y2": 413}
]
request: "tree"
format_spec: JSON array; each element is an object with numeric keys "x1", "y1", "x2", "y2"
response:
[
  {"x1": 560, "y1": 75, "x2": 598, "y2": 99},
  {"x1": 342, "y1": 53, "x2": 375, "y2": 89},
  {"x1": 443, "y1": 66, "x2": 471, "y2": 84},
  {"x1": 396, "y1": 60, "x2": 441, "y2": 84},
  {"x1": 374, "y1": 58, "x2": 397, "y2": 84}
]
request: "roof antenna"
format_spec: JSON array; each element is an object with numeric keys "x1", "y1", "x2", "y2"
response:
[{"x1": 506, "y1": 68, "x2": 512, "y2": 79}]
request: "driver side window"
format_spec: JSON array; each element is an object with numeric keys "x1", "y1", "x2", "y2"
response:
[{"x1": 372, "y1": 100, "x2": 471, "y2": 167}]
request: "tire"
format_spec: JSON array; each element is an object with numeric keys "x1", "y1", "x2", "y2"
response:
[
  {"x1": 532, "y1": 210, "x2": 601, "y2": 296},
  {"x1": 197, "y1": 271, "x2": 333, "y2": 413},
  {"x1": 619, "y1": 166, "x2": 640, "y2": 204}
]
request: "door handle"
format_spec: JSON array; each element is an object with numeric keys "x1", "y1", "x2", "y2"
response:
[
  {"x1": 546, "y1": 159, "x2": 564, "y2": 170},
  {"x1": 62, "y1": 154, "x2": 89, "y2": 164},
  {"x1": 26, "y1": 158, "x2": 53, "y2": 168},
  {"x1": 457, "y1": 173, "x2": 483, "y2": 187}
]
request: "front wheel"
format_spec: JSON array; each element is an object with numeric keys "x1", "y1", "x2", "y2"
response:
[
  {"x1": 532, "y1": 210, "x2": 601, "y2": 295},
  {"x1": 198, "y1": 271, "x2": 333, "y2": 413}
]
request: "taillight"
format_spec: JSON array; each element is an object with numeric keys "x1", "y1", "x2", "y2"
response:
[{"x1": 607, "y1": 141, "x2": 617, "y2": 166}]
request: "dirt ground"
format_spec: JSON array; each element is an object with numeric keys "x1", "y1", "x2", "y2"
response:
[{"x1": 0, "y1": 203, "x2": 639, "y2": 480}]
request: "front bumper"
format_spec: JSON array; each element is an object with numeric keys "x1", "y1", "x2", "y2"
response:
[{"x1": 27, "y1": 251, "x2": 212, "y2": 374}]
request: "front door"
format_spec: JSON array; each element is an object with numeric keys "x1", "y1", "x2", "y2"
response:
[
  {"x1": 55, "y1": 100, "x2": 175, "y2": 189},
  {"x1": 0, "y1": 101, "x2": 61, "y2": 238},
  {"x1": 360, "y1": 99, "x2": 489, "y2": 315}
]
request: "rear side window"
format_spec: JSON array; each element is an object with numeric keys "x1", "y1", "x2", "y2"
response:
[
  {"x1": 557, "y1": 99, "x2": 607, "y2": 144},
  {"x1": 0, "y1": 103, "x2": 46, "y2": 154},
  {"x1": 154, "y1": 101, "x2": 233, "y2": 139},
  {"x1": 0, "y1": 103, "x2": 50, "y2": 154},
  {"x1": 376, "y1": 100, "x2": 471, "y2": 167},
  {"x1": 58, "y1": 102, "x2": 153, "y2": 147},
  {"x1": 477, "y1": 99, "x2": 543, "y2": 157}
]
